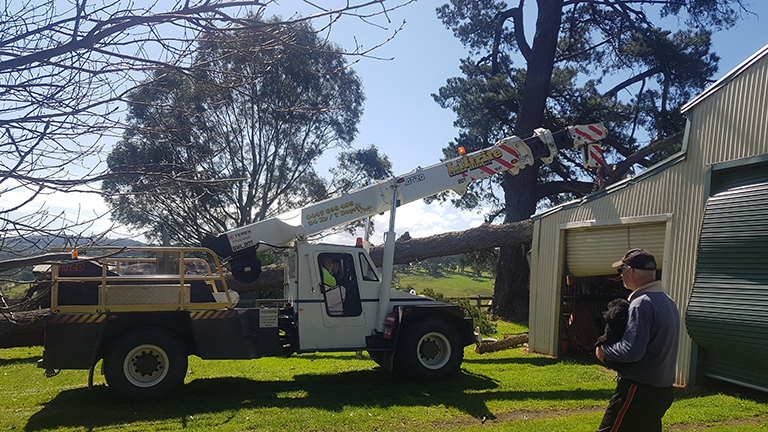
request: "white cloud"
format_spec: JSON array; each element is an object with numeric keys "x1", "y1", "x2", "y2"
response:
[
  {"x1": 323, "y1": 199, "x2": 489, "y2": 246},
  {"x1": 0, "y1": 182, "x2": 138, "y2": 240},
  {"x1": 3, "y1": 181, "x2": 490, "y2": 246}
]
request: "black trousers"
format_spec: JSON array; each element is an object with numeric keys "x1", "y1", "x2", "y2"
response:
[{"x1": 597, "y1": 378, "x2": 674, "y2": 432}]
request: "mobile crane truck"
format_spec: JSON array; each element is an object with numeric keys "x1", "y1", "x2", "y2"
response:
[{"x1": 37, "y1": 124, "x2": 607, "y2": 400}]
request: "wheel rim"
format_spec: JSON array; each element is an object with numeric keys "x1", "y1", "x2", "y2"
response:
[
  {"x1": 123, "y1": 344, "x2": 170, "y2": 388},
  {"x1": 417, "y1": 331, "x2": 451, "y2": 370}
]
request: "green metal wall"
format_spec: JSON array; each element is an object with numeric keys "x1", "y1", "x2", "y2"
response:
[{"x1": 687, "y1": 171, "x2": 768, "y2": 391}]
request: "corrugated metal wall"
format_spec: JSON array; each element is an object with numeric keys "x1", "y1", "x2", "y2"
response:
[{"x1": 529, "y1": 48, "x2": 768, "y2": 386}]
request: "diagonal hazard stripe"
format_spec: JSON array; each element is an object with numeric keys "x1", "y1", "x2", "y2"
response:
[
  {"x1": 496, "y1": 158, "x2": 514, "y2": 169},
  {"x1": 87, "y1": 314, "x2": 105, "y2": 323},
  {"x1": 191, "y1": 310, "x2": 236, "y2": 319},
  {"x1": 498, "y1": 144, "x2": 520, "y2": 159},
  {"x1": 590, "y1": 149, "x2": 603, "y2": 162},
  {"x1": 574, "y1": 127, "x2": 601, "y2": 142},
  {"x1": 51, "y1": 314, "x2": 106, "y2": 324},
  {"x1": 589, "y1": 125, "x2": 605, "y2": 136},
  {"x1": 479, "y1": 166, "x2": 496, "y2": 176}
]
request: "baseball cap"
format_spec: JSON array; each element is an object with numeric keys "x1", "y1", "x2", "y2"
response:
[{"x1": 612, "y1": 248, "x2": 657, "y2": 270}]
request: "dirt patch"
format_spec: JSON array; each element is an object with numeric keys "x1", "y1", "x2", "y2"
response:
[
  {"x1": 429, "y1": 406, "x2": 604, "y2": 429},
  {"x1": 432, "y1": 408, "x2": 768, "y2": 430},
  {"x1": 667, "y1": 414, "x2": 768, "y2": 430}
]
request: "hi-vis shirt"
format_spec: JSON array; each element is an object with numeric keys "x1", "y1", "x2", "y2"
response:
[{"x1": 322, "y1": 267, "x2": 336, "y2": 287}]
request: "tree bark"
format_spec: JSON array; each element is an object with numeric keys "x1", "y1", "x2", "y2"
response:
[
  {"x1": 368, "y1": 221, "x2": 533, "y2": 266},
  {"x1": 492, "y1": 0, "x2": 564, "y2": 322},
  {"x1": 0, "y1": 309, "x2": 47, "y2": 348},
  {"x1": 232, "y1": 220, "x2": 534, "y2": 293}
]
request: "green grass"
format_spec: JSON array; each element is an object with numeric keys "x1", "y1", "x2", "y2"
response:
[
  {"x1": 397, "y1": 269, "x2": 494, "y2": 298},
  {"x1": 0, "y1": 282, "x2": 30, "y2": 300},
  {"x1": 2, "y1": 322, "x2": 767, "y2": 431}
]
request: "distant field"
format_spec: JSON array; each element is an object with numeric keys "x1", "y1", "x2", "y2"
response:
[{"x1": 396, "y1": 269, "x2": 494, "y2": 298}]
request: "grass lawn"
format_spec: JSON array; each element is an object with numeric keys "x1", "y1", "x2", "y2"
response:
[
  {"x1": 397, "y1": 269, "x2": 494, "y2": 298},
  {"x1": 2, "y1": 321, "x2": 767, "y2": 431}
]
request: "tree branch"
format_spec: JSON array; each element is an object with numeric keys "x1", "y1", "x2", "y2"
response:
[
  {"x1": 604, "y1": 65, "x2": 664, "y2": 98},
  {"x1": 491, "y1": 3, "x2": 529, "y2": 73},
  {"x1": 535, "y1": 180, "x2": 594, "y2": 200},
  {"x1": 605, "y1": 131, "x2": 684, "y2": 186}
]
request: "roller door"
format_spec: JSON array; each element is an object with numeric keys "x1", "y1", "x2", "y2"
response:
[
  {"x1": 566, "y1": 223, "x2": 666, "y2": 277},
  {"x1": 687, "y1": 180, "x2": 768, "y2": 392}
]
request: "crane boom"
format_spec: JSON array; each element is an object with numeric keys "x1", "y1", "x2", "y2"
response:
[{"x1": 203, "y1": 124, "x2": 606, "y2": 263}]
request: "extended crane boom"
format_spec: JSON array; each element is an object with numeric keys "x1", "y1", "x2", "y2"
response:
[{"x1": 203, "y1": 124, "x2": 606, "y2": 281}]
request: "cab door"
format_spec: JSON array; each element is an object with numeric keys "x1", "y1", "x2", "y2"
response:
[{"x1": 296, "y1": 246, "x2": 372, "y2": 351}]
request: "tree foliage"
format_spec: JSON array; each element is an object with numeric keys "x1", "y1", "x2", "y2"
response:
[
  {"x1": 434, "y1": 0, "x2": 751, "y2": 320},
  {"x1": 460, "y1": 248, "x2": 499, "y2": 278},
  {"x1": 103, "y1": 19, "x2": 395, "y2": 244},
  {"x1": 0, "y1": 0, "x2": 408, "y2": 255}
]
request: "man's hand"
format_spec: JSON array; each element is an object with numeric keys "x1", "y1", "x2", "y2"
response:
[{"x1": 596, "y1": 346, "x2": 605, "y2": 363}]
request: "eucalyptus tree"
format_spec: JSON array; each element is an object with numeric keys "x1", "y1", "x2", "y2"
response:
[{"x1": 103, "y1": 19, "x2": 393, "y2": 244}]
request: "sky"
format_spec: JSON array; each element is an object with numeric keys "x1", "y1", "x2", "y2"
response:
[
  {"x1": 10, "y1": 0, "x2": 768, "y2": 245},
  {"x1": 278, "y1": 0, "x2": 768, "y2": 245}
]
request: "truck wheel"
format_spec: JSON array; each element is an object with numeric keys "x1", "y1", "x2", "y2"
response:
[
  {"x1": 396, "y1": 319, "x2": 463, "y2": 381},
  {"x1": 103, "y1": 327, "x2": 187, "y2": 400}
]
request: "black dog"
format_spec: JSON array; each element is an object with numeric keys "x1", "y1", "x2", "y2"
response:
[{"x1": 595, "y1": 298, "x2": 636, "y2": 373}]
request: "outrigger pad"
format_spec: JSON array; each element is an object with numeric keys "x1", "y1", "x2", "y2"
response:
[{"x1": 230, "y1": 254, "x2": 262, "y2": 284}]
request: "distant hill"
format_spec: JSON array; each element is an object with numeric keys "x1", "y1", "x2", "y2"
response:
[{"x1": 0, "y1": 236, "x2": 146, "y2": 264}]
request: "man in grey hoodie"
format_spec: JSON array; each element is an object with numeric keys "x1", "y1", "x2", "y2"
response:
[{"x1": 595, "y1": 248, "x2": 680, "y2": 432}]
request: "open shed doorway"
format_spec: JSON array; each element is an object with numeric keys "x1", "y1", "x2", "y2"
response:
[{"x1": 559, "y1": 222, "x2": 666, "y2": 354}]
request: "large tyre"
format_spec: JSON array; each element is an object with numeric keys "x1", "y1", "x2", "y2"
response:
[
  {"x1": 103, "y1": 327, "x2": 188, "y2": 400},
  {"x1": 396, "y1": 319, "x2": 463, "y2": 381}
]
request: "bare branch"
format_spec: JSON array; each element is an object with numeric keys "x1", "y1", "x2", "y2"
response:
[{"x1": 0, "y1": 0, "x2": 409, "y2": 253}]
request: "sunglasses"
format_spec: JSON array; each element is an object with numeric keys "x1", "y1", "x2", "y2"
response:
[{"x1": 617, "y1": 265, "x2": 630, "y2": 275}]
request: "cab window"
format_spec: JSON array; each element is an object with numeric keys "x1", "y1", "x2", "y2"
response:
[
  {"x1": 359, "y1": 253, "x2": 379, "y2": 282},
  {"x1": 317, "y1": 253, "x2": 362, "y2": 317}
]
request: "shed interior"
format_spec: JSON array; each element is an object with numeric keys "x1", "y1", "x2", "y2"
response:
[{"x1": 560, "y1": 271, "x2": 661, "y2": 354}]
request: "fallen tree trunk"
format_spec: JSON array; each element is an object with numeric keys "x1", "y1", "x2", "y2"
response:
[
  {"x1": 368, "y1": 221, "x2": 533, "y2": 266},
  {"x1": 0, "y1": 252, "x2": 74, "y2": 272},
  {"x1": 232, "y1": 221, "x2": 533, "y2": 293},
  {"x1": 223, "y1": 263, "x2": 284, "y2": 294},
  {"x1": 0, "y1": 309, "x2": 47, "y2": 348},
  {"x1": 0, "y1": 221, "x2": 534, "y2": 346},
  {"x1": 475, "y1": 333, "x2": 529, "y2": 354}
]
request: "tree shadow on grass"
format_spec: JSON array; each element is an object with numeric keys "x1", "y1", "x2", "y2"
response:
[
  {"x1": 462, "y1": 355, "x2": 570, "y2": 366},
  {"x1": 25, "y1": 368, "x2": 610, "y2": 431},
  {"x1": 672, "y1": 378, "x2": 768, "y2": 404},
  {"x1": 0, "y1": 355, "x2": 40, "y2": 366}
]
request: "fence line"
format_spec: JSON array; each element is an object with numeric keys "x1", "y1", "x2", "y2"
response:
[{"x1": 450, "y1": 295, "x2": 493, "y2": 310}]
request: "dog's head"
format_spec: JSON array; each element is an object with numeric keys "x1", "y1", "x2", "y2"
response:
[
  {"x1": 603, "y1": 298, "x2": 629, "y2": 321},
  {"x1": 596, "y1": 298, "x2": 630, "y2": 347}
]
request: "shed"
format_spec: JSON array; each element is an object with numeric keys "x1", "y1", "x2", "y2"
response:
[{"x1": 528, "y1": 43, "x2": 768, "y2": 389}]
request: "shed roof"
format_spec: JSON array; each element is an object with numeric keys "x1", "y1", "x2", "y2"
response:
[{"x1": 681, "y1": 42, "x2": 768, "y2": 113}]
